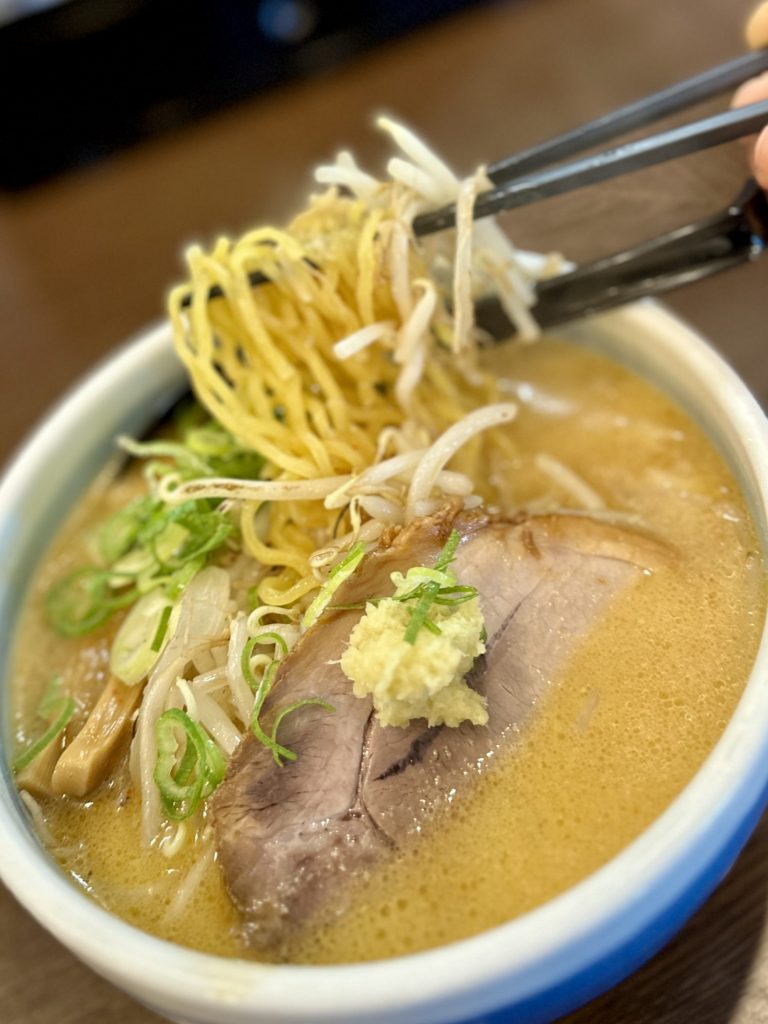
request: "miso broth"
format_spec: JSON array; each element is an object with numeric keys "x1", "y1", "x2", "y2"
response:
[{"x1": 11, "y1": 338, "x2": 764, "y2": 962}]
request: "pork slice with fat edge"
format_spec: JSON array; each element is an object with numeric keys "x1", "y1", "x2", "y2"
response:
[{"x1": 212, "y1": 506, "x2": 667, "y2": 948}]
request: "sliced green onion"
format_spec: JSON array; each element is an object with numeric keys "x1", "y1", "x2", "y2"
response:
[
  {"x1": 98, "y1": 496, "x2": 159, "y2": 564},
  {"x1": 134, "y1": 500, "x2": 180, "y2": 548},
  {"x1": 391, "y1": 582, "x2": 477, "y2": 607},
  {"x1": 106, "y1": 508, "x2": 229, "y2": 600},
  {"x1": 250, "y1": 631, "x2": 289, "y2": 657},
  {"x1": 148, "y1": 521, "x2": 191, "y2": 566},
  {"x1": 241, "y1": 639, "x2": 272, "y2": 694},
  {"x1": 184, "y1": 423, "x2": 265, "y2": 480},
  {"x1": 154, "y1": 709, "x2": 225, "y2": 821},
  {"x1": 46, "y1": 405, "x2": 252, "y2": 641},
  {"x1": 403, "y1": 583, "x2": 443, "y2": 644},
  {"x1": 434, "y1": 529, "x2": 461, "y2": 572},
  {"x1": 208, "y1": 450, "x2": 265, "y2": 480},
  {"x1": 390, "y1": 530, "x2": 478, "y2": 645},
  {"x1": 12, "y1": 694, "x2": 75, "y2": 773},
  {"x1": 431, "y1": 585, "x2": 478, "y2": 605},
  {"x1": 240, "y1": 638, "x2": 296, "y2": 764},
  {"x1": 164, "y1": 556, "x2": 206, "y2": 600},
  {"x1": 165, "y1": 512, "x2": 231, "y2": 569},
  {"x1": 120, "y1": 419, "x2": 264, "y2": 483},
  {"x1": 125, "y1": 503, "x2": 233, "y2": 577},
  {"x1": 110, "y1": 590, "x2": 176, "y2": 685},
  {"x1": 239, "y1": 634, "x2": 334, "y2": 767},
  {"x1": 302, "y1": 541, "x2": 367, "y2": 629},
  {"x1": 110, "y1": 520, "x2": 192, "y2": 584},
  {"x1": 270, "y1": 698, "x2": 335, "y2": 767},
  {"x1": 244, "y1": 655, "x2": 294, "y2": 764},
  {"x1": 185, "y1": 420, "x2": 265, "y2": 477},
  {"x1": 184, "y1": 424, "x2": 236, "y2": 458},
  {"x1": 421, "y1": 617, "x2": 442, "y2": 636},
  {"x1": 110, "y1": 546, "x2": 156, "y2": 582},
  {"x1": 390, "y1": 566, "x2": 449, "y2": 595},
  {"x1": 150, "y1": 604, "x2": 173, "y2": 653},
  {"x1": 172, "y1": 728, "x2": 200, "y2": 788},
  {"x1": 46, "y1": 567, "x2": 138, "y2": 637}
]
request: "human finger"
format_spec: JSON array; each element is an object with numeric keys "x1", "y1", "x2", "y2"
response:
[
  {"x1": 746, "y1": 1, "x2": 768, "y2": 49},
  {"x1": 731, "y1": 69, "x2": 768, "y2": 189},
  {"x1": 754, "y1": 124, "x2": 768, "y2": 188}
]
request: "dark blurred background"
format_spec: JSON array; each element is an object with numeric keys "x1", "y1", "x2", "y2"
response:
[{"x1": 0, "y1": 0, "x2": 481, "y2": 189}]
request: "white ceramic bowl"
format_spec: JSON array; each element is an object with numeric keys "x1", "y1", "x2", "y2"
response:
[{"x1": 2, "y1": 304, "x2": 768, "y2": 1024}]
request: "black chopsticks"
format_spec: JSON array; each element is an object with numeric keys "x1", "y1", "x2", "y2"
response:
[
  {"x1": 412, "y1": 48, "x2": 768, "y2": 237},
  {"x1": 473, "y1": 178, "x2": 768, "y2": 340},
  {"x1": 414, "y1": 97, "x2": 768, "y2": 236},
  {"x1": 486, "y1": 49, "x2": 768, "y2": 183}
]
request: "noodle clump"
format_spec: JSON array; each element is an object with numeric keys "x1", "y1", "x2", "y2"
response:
[{"x1": 167, "y1": 117, "x2": 556, "y2": 609}]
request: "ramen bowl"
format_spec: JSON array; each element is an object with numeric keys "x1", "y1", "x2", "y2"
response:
[{"x1": 1, "y1": 302, "x2": 768, "y2": 1024}]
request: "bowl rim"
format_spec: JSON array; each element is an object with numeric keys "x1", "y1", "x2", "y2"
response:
[{"x1": 1, "y1": 303, "x2": 768, "y2": 1024}]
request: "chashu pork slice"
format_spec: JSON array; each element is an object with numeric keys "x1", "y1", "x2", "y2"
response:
[{"x1": 212, "y1": 506, "x2": 667, "y2": 949}]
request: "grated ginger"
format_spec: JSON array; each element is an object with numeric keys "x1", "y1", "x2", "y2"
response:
[{"x1": 340, "y1": 597, "x2": 487, "y2": 728}]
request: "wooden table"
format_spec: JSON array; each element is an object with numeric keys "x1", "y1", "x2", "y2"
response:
[{"x1": 1, "y1": 1, "x2": 766, "y2": 1021}]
